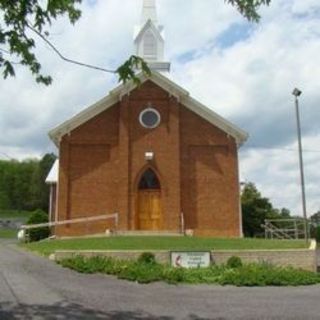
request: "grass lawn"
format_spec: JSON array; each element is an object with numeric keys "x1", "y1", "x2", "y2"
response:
[
  {"x1": 0, "y1": 228, "x2": 17, "y2": 239},
  {"x1": 0, "y1": 210, "x2": 33, "y2": 239},
  {"x1": 0, "y1": 210, "x2": 33, "y2": 221},
  {"x1": 23, "y1": 236, "x2": 309, "y2": 256}
]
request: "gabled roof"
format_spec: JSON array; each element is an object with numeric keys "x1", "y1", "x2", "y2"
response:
[
  {"x1": 134, "y1": 19, "x2": 164, "y2": 45},
  {"x1": 45, "y1": 159, "x2": 59, "y2": 184},
  {"x1": 49, "y1": 71, "x2": 248, "y2": 147}
]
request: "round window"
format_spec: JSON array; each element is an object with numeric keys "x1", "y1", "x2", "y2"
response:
[{"x1": 139, "y1": 108, "x2": 161, "y2": 129}]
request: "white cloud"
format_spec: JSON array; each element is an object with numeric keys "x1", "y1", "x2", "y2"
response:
[
  {"x1": 240, "y1": 134, "x2": 320, "y2": 215},
  {"x1": 0, "y1": 0, "x2": 319, "y2": 215}
]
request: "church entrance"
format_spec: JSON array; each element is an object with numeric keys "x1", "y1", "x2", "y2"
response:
[{"x1": 137, "y1": 168, "x2": 162, "y2": 230}]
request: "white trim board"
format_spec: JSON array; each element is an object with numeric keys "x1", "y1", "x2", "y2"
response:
[{"x1": 49, "y1": 71, "x2": 249, "y2": 147}]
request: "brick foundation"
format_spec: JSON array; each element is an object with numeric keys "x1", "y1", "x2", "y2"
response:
[{"x1": 54, "y1": 240, "x2": 317, "y2": 272}]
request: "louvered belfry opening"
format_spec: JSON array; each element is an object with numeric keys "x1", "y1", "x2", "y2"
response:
[{"x1": 143, "y1": 30, "x2": 157, "y2": 61}]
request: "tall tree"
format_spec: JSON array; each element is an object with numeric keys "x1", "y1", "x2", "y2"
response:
[
  {"x1": 241, "y1": 182, "x2": 291, "y2": 237},
  {"x1": 0, "y1": 0, "x2": 271, "y2": 85},
  {"x1": 310, "y1": 211, "x2": 320, "y2": 225},
  {"x1": 0, "y1": 154, "x2": 56, "y2": 212}
]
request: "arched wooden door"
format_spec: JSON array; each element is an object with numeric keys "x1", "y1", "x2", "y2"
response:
[{"x1": 137, "y1": 168, "x2": 162, "y2": 230}]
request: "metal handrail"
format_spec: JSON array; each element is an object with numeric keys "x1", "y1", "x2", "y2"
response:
[
  {"x1": 20, "y1": 213, "x2": 119, "y2": 230},
  {"x1": 263, "y1": 223, "x2": 294, "y2": 240}
]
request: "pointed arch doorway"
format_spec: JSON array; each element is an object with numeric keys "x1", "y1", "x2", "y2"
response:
[{"x1": 137, "y1": 168, "x2": 163, "y2": 230}]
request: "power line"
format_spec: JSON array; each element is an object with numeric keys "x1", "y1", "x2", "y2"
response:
[
  {"x1": 0, "y1": 48, "x2": 22, "y2": 65},
  {"x1": 25, "y1": 22, "x2": 116, "y2": 74}
]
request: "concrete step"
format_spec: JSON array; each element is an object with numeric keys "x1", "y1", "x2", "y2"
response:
[
  {"x1": 56, "y1": 230, "x2": 184, "y2": 240},
  {"x1": 114, "y1": 230, "x2": 183, "y2": 237}
]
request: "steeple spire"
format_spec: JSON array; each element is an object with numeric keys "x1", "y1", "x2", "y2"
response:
[
  {"x1": 142, "y1": 0, "x2": 158, "y2": 25},
  {"x1": 134, "y1": 0, "x2": 171, "y2": 73}
]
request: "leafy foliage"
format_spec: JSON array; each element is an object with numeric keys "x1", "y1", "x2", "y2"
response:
[
  {"x1": 226, "y1": 256, "x2": 243, "y2": 269},
  {"x1": 59, "y1": 255, "x2": 320, "y2": 286},
  {"x1": 225, "y1": 0, "x2": 271, "y2": 22},
  {"x1": 116, "y1": 55, "x2": 151, "y2": 84},
  {"x1": 310, "y1": 225, "x2": 320, "y2": 243},
  {"x1": 310, "y1": 211, "x2": 320, "y2": 225},
  {"x1": 219, "y1": 262, "x2": 319, "y2": 286},
  {"x1": 137, "y1": 252, "x2": 157, "y2": 265},
  {"x1": 0, "y1": 0, "x2": 150, "y2": 84},
  {"x1": 26, "y1": 209, "x2": 50, "y2": 242},
  {"x1": 0, "y1": 0, "x2": 82, "y2": 84},
  {"x1": 0, "y1": 153, "x2": 56, "y2": 211},
  {"x1": 0, "y1": 0, "x2": 271, "y2": 85},
  {"x1": 241, "y1": 182, "x2": 292, "y2": 237}
]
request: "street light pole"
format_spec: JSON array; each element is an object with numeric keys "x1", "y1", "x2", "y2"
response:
[{"x1": 292, "y1": 88, "x2": 308, "y2": 242}]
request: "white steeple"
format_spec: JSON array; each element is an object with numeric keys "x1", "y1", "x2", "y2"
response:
[
  {"x1": 141, "y1": 0, "x2": 158, "y2": 25},
  {"x1": 134, "y1": 0, "x2": 170, "y2": 73}
]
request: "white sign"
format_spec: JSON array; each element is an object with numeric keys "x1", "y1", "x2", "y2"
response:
[{"x1": 171, "y1": 252, "x2": 211, "y2": 268}]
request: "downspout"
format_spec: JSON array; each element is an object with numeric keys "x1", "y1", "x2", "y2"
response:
[{"x1": 237, "y1": 141, "x2": 244, "y2": 238}]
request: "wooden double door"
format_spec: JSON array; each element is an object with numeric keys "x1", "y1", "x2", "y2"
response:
[{"x1": 137, "y1": 168, "x2": 162, "y2": 230}]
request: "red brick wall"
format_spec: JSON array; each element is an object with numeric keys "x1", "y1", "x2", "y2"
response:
[
  {"x1": 56, "y1": 106, "x2": 120, "y2": 236},
  {"x1": 125, "y1": 81, "x2": 181, "y2": 231},
  {"x1": 180, "y1": 107, "x2": 240, "y2": 237},
  {"x1": 56, "y1": 80, "x2": 240, "y2": 237}
]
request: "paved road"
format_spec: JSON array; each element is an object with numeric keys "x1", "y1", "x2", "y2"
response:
[{"x1": 0, "y1": 240, "x2": 320, "y2": 320}]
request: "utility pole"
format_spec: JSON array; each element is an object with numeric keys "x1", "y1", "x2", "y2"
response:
[{"x1": 292, "y1": 88, "x2": 308, "y2": 242}]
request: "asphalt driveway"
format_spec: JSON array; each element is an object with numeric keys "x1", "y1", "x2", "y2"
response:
[{"x1": 0, "y1": 239, "x2": 320, "y2": 320}]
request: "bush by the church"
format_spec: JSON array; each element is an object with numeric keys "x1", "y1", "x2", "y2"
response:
[
  {"x1": 59, "y1": 255, "x2": 320, "y2": 286},
  {"x1": 26, "y1": 209, "x2": 50, "y2": 242},
  {"x1": 219, "y1": 262, "x2": 320, "y2": 286},
  {"x1": 226, "y1": 256, "x2": 243, "y2": 269},
  {"x1": 137, "y1": 252, "x2": 156, "y2": 265},
  {"x1": 310, "y1": 225, "x2": 320, "y2": 242}
]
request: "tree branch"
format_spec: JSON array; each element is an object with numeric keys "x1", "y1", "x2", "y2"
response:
[
  {"x1": 0, "y1": 49, "x2": 22, "y2": 65},
  {"x1": 26, "y1": 22, "x2": 116, "y2": 74}
]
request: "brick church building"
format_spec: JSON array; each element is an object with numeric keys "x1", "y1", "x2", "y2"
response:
[{"x1": 46, "y1": 0, "x2": 248, "y2": 237}]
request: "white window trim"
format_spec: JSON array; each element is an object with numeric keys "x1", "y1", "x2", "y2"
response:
[{"x1": 139, "y1": 107, "x2": 161, "y2": 129}]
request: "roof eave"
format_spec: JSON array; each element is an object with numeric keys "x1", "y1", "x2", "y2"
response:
[{"x1": 48, "y1": 70, "x2": 248, "y2": 149}]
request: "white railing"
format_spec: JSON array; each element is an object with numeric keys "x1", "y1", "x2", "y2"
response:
[
  {"x1": 263, "y1": 218, "x2": 306, "y2": 240},
  {"x1": 20, "y1": 213, "x2": 119, "y2": 231}
]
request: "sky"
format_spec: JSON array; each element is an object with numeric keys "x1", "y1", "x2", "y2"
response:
[{"x1": 0, "y1": 0, "x2": 319, "y2": 216}]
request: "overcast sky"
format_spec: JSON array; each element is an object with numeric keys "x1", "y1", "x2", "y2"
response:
[{"x1": 0, "y1": 0, "x2": 319, "y2": 216}]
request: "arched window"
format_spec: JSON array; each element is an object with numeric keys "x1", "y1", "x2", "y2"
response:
[
  {"x1": 143, "y1": 30, "x2": 157, "y2": 60},
  {"x1": 138, "y1": 168, "x2": 160, "y2": 190}
]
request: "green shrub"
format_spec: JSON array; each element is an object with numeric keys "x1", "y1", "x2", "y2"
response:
[
  {"x1": 162, "y1": 266, "x2": 186, "y2": 284},
  {"x1": 137, "y1": 252, "x2": 156, "y2": 265},
  {"x1": 220, "y1": 262, "x2": 320, "y2": 286},
  {"x1": 310, "y1": 225, "x2": 320, "y2": 242},
  {"x1": 26, "y1": 209, "x2": 50, "y2": 242},
  {"x1": 226, "y1": 256, "x2": 243, "y2": 269},
  {"x1": 118, "y1": 261, "x2": 163, "y2": 283},
  {"x1": 59, "y1": 256, "x2": 320, "y2": 287}
]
